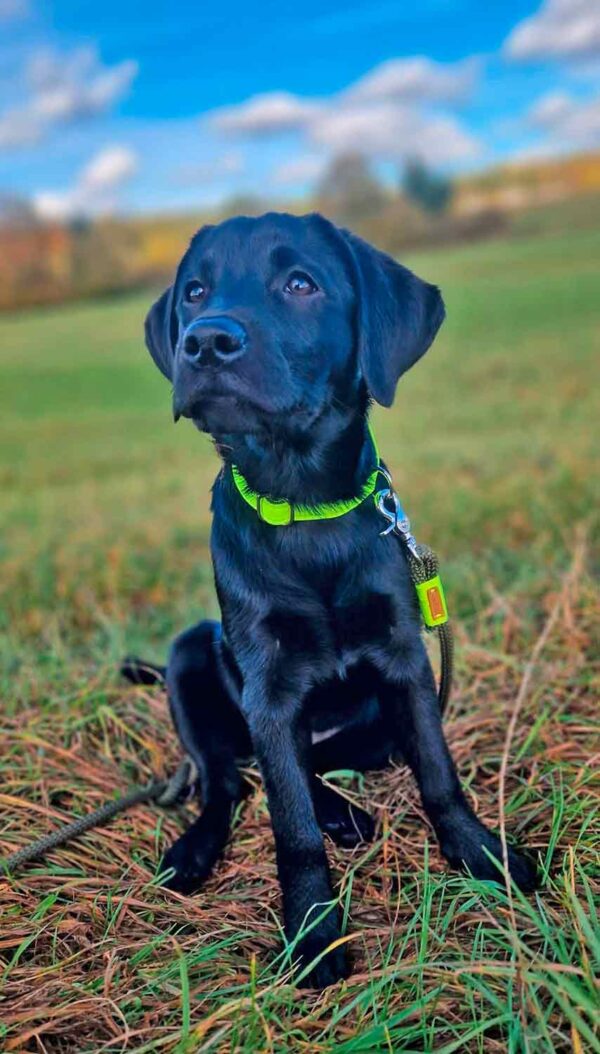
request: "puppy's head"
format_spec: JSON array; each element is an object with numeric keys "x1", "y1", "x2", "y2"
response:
[{"x1": 145, "y1": 212, "x2": 444, "y2": 435}]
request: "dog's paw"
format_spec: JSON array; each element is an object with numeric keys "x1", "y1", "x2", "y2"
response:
[
  {"x1": 441, "y1": 816, "x2": 539, "y2": 893},
  {"x1": 295, "y1": 934, "x2": 350, "y2": 990},
  {"x1": 160, "y1": 814, "x2": 228, "y2": 894},
  {"x1": 314, "y1": 784, "x2": 375, "y2": 848}
]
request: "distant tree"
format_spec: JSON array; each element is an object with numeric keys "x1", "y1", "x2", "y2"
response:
[
  {"x1": 219, "y1": 193, "x2": 264, "y2": 219},
  {"x1": 402, "y1": 158, "x2": 454, "y2": 214},
  {"x1": 0, "y1": 193, "x2": 38, "y2": 229},
  {"x1": 316, "y1": 152, "x2": 386, "y2": 225},
  {"x1": 67, "y1": 218, "x2": 142, "y2": 296}
]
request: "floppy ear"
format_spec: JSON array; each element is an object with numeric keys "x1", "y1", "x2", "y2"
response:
[
  {"x1": 144, "y1": 285, "x2": 177, "y2": 380},
  {"x1": 343, "y1": 230, "x2": 445, "y2": 407},
  {"x1": 145, "y1": 225, "x2": 214, "y2": 380}
]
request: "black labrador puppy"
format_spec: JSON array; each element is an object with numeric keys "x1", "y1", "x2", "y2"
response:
[{"x1": 132, "y1": 211, "x2": 537, "y2": 989}]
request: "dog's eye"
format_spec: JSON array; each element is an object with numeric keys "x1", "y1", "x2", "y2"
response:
[
  {"x1": 284, "y1": 271, "x2": 318, "y2": 296},
  {"x1": 184, "y1": 280, "x2": 206, "y2": 303}
]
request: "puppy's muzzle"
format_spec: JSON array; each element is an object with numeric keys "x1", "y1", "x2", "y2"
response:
[{"x1": 181, "y1": 316, "x2": 247, "y2": 368}]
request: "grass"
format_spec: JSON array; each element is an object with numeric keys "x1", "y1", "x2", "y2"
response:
[{"x1": 0, "y1": 218, "x2": 599, "y2": 1052}]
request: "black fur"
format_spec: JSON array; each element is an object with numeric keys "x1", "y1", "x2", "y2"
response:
[{"x1": 131, "y1": 211, "x2": 537, "y2": 989}]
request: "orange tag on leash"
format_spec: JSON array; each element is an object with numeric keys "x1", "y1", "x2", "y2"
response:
[{"x1": 415, "y1": 575, "x2": 448, "y2": 627}]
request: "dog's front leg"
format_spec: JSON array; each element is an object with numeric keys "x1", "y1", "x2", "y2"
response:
[
  {"x1": 242, "y1": 679, "x2": 348, "y2": 989},
  {"x1": 387, "y1": 642, "x2": 538, "y2": 891}
]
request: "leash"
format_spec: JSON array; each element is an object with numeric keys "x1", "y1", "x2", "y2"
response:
[
  {"x1": 407, "y1": 544, "x2": 454, "y2": 713},
  {"x1": 1, "y1": 755, "x2": 198, "y2": 874},
  {"x1": 375, "y1": 466, "x2": 454, "y2": 714}
]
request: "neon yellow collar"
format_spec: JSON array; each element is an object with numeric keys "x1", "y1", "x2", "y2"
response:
[{"x1": 230, "y1": 424, "x2": 382, "y2": 526}]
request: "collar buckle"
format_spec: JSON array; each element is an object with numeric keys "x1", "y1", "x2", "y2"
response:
[{"x1": 257, "y1": 495, "x2": 295, "y2": 526}]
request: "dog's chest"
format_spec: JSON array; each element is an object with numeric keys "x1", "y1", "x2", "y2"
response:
[
  {"x1": 265, "y1": 588, "x2": 395, "y2": 672},
  {"x1": 332, "y1": 591, "x2": 395, "y2": 654},
  {"x1": 316, "y1": 561, "x2": 395, "y2": 648}
]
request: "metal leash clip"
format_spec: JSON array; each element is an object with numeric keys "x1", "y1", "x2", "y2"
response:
[{"x1": 375, "y1": 466, "x2": 421, "y2": 560}]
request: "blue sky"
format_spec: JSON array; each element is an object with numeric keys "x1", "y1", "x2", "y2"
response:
[{"x1": 0, "y1": 0, "x2": 598, "y2": 217}]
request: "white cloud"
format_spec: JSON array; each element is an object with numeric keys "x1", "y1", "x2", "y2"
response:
[
  {"x1": 0, "y1": 110, "x2": 39, "y2": 148},
  {"x1": 308, "y1": 102, "x2": 480, "y2": 166},
  {"x1": 209, "y1": 57, "x2": 482, "y2": 173},
  {"x1": 345, "y1": 56, "x2": 478, "y2": 106},
  {"x1": 175, "y1": 150, "x2": 245, "y2": 185},
  {"x1": 209, "y1": 57, "x2": 478, "y2": 143},
  {"x1": 0, "y1": 46, "x2": 138, "y2": 150},
  {"x1": 0, "y1": 0, "x2": 28, "y2": 20},
  {"x1": 526, "y1": 88, "x2": 600, "y2": 147},
  {"x1": 210, "y1": 91, "x2": 320, "y2": 137},
  {"x1": 81, "y1": 145, "x2": 137, "y2": 189},
  {"x1": 505, "y1": 0, "x2": 600, "y2": 62},
  {"x1": 272, "y1": 153, "x2": 328, "y2": 186},
  {"x1": 34, "y1": 145, "x2": 138, "y2": 220},
  {"x1": 528, "y1": 91, "x2": 574, "y2": 126}
]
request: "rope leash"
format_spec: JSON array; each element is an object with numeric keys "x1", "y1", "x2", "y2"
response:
[
  {"x1": 1, "y1": 755, "x2": 197, "y2": 874},
  {"x1": 407, "y1": 543, "x2": 454, "y2": 713},
  {"x1": 375, "y1": 467, "x2": 454, "y2": 714}
]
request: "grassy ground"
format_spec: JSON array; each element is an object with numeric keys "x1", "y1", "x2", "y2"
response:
[{"x1": 0, "y1": 222, "x2": 598, "y2": 1052}]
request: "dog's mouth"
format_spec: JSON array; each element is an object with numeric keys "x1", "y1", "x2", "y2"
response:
[
  {"x1": 186, "y1": 393, "x2": 259, "y2": 433},
  {"x1": 178, "y1": 391, "x2": 327, "y2": 440},
  {"x1": 174, "y1": 372, "x2": 324, "y2": 435}
]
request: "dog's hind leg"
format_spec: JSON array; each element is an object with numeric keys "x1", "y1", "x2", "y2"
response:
[
  {"x1": 312, "y1": 703, "x2": 394, "y2": 774},
  {"x1": 160, "y1": 620, "x2": 252, "y2": 893},
  {"x1": 311, "y1": 777, "x2": 376, "y2": 847},
  {"x1": 310, "y1": 701, "x2": 394, "y2": 848}
]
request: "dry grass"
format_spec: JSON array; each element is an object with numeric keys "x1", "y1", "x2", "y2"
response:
[
  {"x1": 1, "y1": 224, "x2": 599, "y2": 1051},
  {"x1": 1, "y1": 543, "x2": 598, "y2": 1052}
]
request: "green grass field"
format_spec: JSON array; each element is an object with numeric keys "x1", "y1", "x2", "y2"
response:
[{"x1": 0, "y1": 223, "x2": 598, "y2": 1052}]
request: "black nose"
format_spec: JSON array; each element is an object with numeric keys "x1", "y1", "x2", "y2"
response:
[{"x1": 181, "y1": 316, "x2": 247, "y2": 367}]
